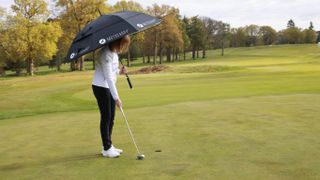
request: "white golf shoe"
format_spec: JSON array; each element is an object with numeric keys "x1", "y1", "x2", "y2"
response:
[
  {"x1": 111, "y1": 145, "x2": 123, "y2": 154},
  {"x1": 101, "y1": 147, "x2": 120, "y2": 158}
]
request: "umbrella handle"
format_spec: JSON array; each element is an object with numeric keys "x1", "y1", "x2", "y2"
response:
[
  {"x1": 120, "y1": 59, "x2": 133, "y2": 89},
  {"x1": 125, "y1": 74, "x2": 133, "y2": 89}
]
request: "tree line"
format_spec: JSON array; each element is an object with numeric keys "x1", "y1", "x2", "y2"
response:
[{"x1": 0, "y1": 0, "x2": 319, "y2": 76}]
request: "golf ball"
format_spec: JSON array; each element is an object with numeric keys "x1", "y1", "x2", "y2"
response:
[{"x1": 137, "y1": 154, "x2": 145, "y2": 160}]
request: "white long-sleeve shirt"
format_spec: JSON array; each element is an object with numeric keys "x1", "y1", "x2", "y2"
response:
[{"x1": 92, "y1": 46, "x2": 120, "y2": 100}]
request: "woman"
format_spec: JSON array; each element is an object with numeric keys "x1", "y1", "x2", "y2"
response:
[{"x1": 92, "y1": 35, "x2": 131, "y2": 158}]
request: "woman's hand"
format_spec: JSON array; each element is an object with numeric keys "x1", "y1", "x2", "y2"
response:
[
  {"x1": 115, "y1": 99, "x2": 122, "y2": 109},
  {"x1": 120, "y1": 66, "x2": 128, "y2": 74}
]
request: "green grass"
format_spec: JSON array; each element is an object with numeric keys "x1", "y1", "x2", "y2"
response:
[{"x1": 1, "y1": 44, "x2": 320, "y2": 179}]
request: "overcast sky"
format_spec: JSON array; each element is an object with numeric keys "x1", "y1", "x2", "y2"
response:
[{"x1": 1, "y1": 0, "x2": 319, "y2": 31}]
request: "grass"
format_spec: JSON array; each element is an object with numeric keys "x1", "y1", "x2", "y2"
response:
[{"x1": 0, "y1": 44, "x2": 320, "y2": 179}]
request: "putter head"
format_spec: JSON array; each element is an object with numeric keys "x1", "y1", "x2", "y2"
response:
[{"x1": 136, "y1": 154, "x2": 145, "y2": 160}]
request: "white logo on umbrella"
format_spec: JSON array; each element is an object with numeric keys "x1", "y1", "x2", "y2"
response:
[
  {"x1": 137, "y1": 24, "x2": 144, "y2": 28},
  {"x1": 99, "y1": 39, "x2": 106, "y2": 44},
  {"x1": 70, "y1": 53, "x2": 76, "y2": 59}
]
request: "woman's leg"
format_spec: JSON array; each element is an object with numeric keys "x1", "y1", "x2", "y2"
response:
[
  {"x1": 92, "y1": 85, "x2": 113, "y2": 150},
  {"x1": 109, "y1": 94, "x2": 116, "y2": 141}
]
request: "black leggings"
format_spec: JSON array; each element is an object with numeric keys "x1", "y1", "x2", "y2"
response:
[{"x1": 92, "y1": 85, "x2": 116, "y2": 150}]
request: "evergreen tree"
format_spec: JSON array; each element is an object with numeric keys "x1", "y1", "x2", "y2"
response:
[
  {"x1": 287, "y1": 19, "x2": 295, "y2": 28},
  {"x1": 308, "y1": 21, "x2": 314, "y2": 30}
]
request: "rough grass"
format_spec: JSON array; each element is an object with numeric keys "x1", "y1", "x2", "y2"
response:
[{"x1": 0, "y1": 44, "x2": 320, "y2": 179}]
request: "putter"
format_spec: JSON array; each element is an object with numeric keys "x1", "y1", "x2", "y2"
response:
[{"x1": 120, "y1": 107, "x2": 145, "y2": 160}]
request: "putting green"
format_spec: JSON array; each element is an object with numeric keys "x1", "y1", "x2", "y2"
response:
[{"x1": 0, "y1": 94, "x2": 319, "y2": 179}]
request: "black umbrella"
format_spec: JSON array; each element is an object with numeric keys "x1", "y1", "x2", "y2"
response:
[
  {"x1": 65, "y1": 11, "x2": 160, "y2": 89},
  {"x1": 65, "y1": 11, "x2": 161, "y2": 62}
]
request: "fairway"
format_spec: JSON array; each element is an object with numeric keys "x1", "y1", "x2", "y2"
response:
[{"x1": 1, "y1": 45, "x2": 320, "y2": 179}]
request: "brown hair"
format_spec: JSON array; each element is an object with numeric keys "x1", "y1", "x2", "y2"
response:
[{"x1": 109, "y1": 35, "x2": 131, "y2": 54}]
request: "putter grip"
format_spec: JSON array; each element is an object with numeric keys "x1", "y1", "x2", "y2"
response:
[{"x1": 126, "y1": 74, "x2": 133, "y2": 89}]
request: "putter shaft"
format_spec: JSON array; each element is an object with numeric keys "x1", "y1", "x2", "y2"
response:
[{"x1": 120, "y1": 107, "x2": 141, "y2": 155}]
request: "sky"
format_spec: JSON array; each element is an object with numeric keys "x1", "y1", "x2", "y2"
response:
[{"x1": 1, "y1": 0, "x2": 319, "y2": 31}]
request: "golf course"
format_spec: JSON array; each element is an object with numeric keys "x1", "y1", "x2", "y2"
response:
[{"x1": 1, "y1": 44, "x2": 320, "y2": 179}]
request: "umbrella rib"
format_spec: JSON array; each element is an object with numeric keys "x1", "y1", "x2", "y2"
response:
[{"x1": 93, "y1": 13, "x2": 141, "y2": 34}]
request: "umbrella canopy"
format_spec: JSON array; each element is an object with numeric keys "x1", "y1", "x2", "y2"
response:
[{"x1": 65, "y1": 11, "x2": 161, "y2": 62}]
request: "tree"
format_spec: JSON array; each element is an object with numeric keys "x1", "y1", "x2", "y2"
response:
[
  {"x1": 303, "y1": 22, "x2": 317, "y2": 43},
  {"x1": 259, "y1": 26, "x2": 277, "y2": 45},
  {"x1": 283, "y1": 20, "x2": 303, "y2": 44},
  {"x1": 283, "y1": 19, "x2": 302, "y2": 44},
  {"x1": 244, "y1": 24, "x2": 261, "y2": 46},
  {"x1": 0, "y1": 7, "x2": 5, "y2": 29},
  {"x1": 0, "y1": 0, "x2": 62, "y2": 76},
  {"x1": 144, "y1": 4, "x2": 182, "y2": 64},
  {"x1": 145, "y1": 4, "x2": 164, "y2": 64},
  {"x1": 210, "y1": 20, "x2": 231, "y2": 56},
  {"x1": 161, "y1": 9, "x2": 183, "y2": 63},
  {"x1": 0, "y1": 7, "x2": 6, "y2": 76},
  {"x1": 211, "y1": 20, "x2": 230, "y2": 56},
  {"x1": 309, "y1": 21, "x2": 314, "y2": 30},
  {"x1": 181, "y1": 16, "x2": 190, "y2": 60},
  {"x1": 141, "y1": 29, "x2": 154, "y2": 63},
  {"x1": 200, "y1": 17, "x2": 215, "y2": 58},
  {"x1": 230, "y1": 27, "x2": 246, "y2": 47},
  {"x1": 0, "y1": 14, "x2": 26, "y2": 75},
  {"x1": 287, "y1": 19, "x2": 295, "y2": 28},
  {"x1": 188, "y1": 16, "x2": 205, "y2": 59},
  {"x1": 112, "y1": 0, "x2": 143, "y2": 12},
  {"x1": 282, "y1": 27, "x2": 303, "y2": 44},
  {"x1": 303, "y1": 29, "x2": 317, "y2": 43}
]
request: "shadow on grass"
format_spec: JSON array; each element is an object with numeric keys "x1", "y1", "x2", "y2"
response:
[{"x1": 0, "y1": 153, "x2": 102, "y2": 171}]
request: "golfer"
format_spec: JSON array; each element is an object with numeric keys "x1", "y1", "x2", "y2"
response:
[{"x1": 92, "y1": 35, "x2": 131, "y2": 158}]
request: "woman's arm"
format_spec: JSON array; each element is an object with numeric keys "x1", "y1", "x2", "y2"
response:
[{"x1": 101, "y1": 52, "x2": 120, "y2": 101}]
